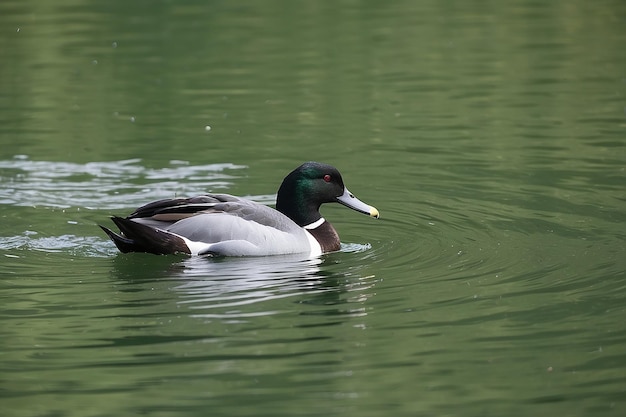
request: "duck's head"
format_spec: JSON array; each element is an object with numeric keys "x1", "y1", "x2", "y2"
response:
[{"x1": 276, "y1": 161, "x2": 379, "y2": 227}]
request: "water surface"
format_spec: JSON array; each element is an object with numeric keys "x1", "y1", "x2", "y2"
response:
[{"x1": 1, "y1": 1, "x2": 625, "y2": 416}]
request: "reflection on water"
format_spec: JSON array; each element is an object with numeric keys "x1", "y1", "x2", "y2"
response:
[
  {"x1": 107, "y1": 249, "x2": 379, "y2": 320},
  {"x1": 173, "y1": 256, "x2": 327, "y2": 317},
  {"x1": 0, "y1": 155, "x2": 245, "y2": 209}
]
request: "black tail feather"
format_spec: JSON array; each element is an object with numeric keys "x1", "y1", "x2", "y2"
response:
[
  {"x1": 100, "y1": 217, "x2": 190, "y2": 255},
  {"x1": 99, "y1": 225, "x2": 138, "y2": 253}
]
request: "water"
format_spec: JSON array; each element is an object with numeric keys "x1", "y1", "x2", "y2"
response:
[{"x1": 1, "y1": 1, "x2": 625, "y2": 416}]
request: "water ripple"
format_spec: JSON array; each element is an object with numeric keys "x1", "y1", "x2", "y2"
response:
[
  {"x1": 0, "y1": 231, "x2": 115, "y2": 258},
  {"x1": 0, "y1": 155, "x2": 245, "y2": 209}
]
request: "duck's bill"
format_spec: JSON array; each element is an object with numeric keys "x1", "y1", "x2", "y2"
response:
[{"x1": 336, "y1": 188, "x2": 379, "y2": 218}]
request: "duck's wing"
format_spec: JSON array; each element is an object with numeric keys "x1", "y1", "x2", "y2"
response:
[
  {"x1": 128, "y1": 194, "x2": 241, "y2": 221},
  {"x1": 129, "y1": 193, "x2": 302, "y2": 233},
  {"x1": 104, "y1": 194, "x2": 315, "y2": 256}
]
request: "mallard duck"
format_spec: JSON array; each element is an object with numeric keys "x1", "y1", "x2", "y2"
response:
[{"x1": 100, "y1": 161, "x2": 379, "y2": 256}]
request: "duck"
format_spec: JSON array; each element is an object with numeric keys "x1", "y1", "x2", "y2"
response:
[{"x1": 100, "y1": 161, "x2": 379, "y2": 257}]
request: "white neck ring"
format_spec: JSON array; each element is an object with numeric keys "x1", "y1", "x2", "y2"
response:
[{"x1": 303, "y1": 217, "x2": 325, "y2": 230}]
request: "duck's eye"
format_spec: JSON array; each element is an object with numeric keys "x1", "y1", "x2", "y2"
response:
[{"x1": 323, "y1": 174, "x2": 331, "y2": 183}]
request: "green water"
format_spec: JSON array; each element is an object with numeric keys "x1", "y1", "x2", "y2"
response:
[{"x1": 1, "y1": 1, "x2": 625, "y2": 416}]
